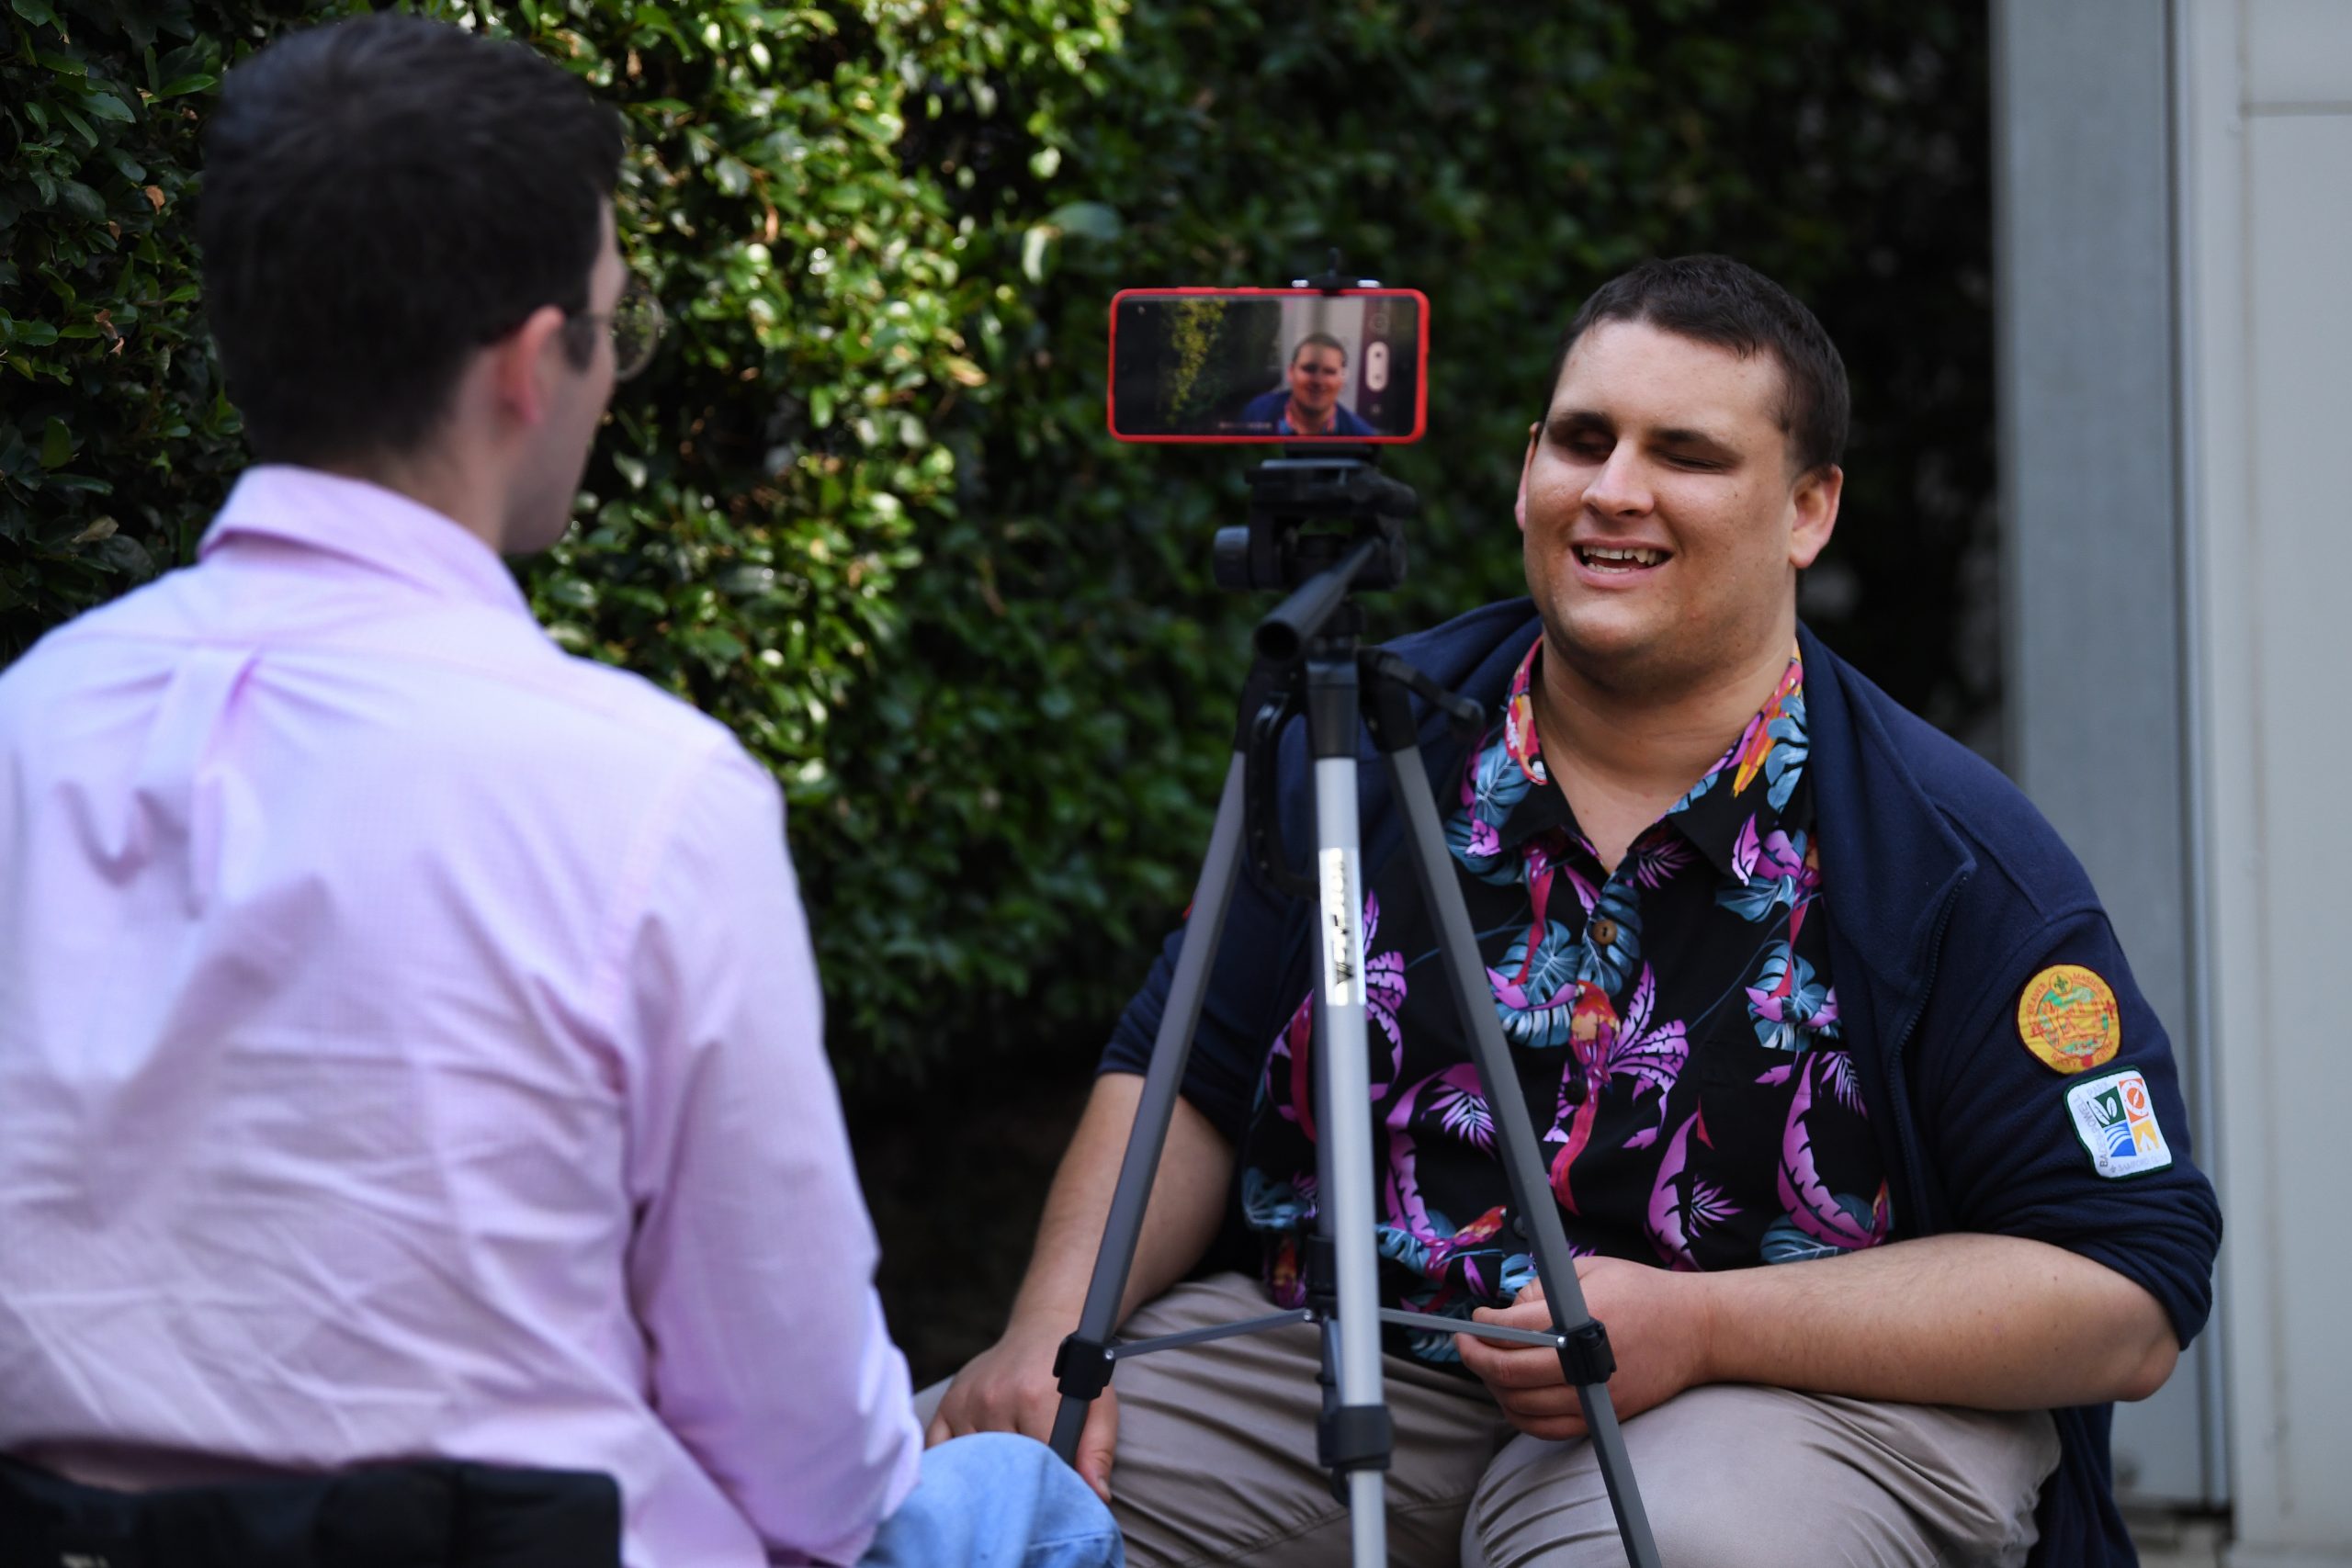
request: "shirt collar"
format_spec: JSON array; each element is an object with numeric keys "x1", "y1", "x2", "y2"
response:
[
  {"x1": 1488, "y1": 639, "x2": 1814, "y2": 877},
  {"x1": 198, "y1": 465, "x2": 534, "y2": 617},
  {"x1": 1666, "y1": 652, "x2": 1815, "y2": 880}
]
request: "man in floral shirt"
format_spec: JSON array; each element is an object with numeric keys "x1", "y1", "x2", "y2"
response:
[
  {"x1": 931, "y1": 256, "x2": 2221, "y2": 1567},
  {"x1": 1242, "y1": 637, "x2": 1883, "y2": 1351}
]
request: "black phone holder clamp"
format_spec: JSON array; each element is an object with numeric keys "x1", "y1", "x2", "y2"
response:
[
  {"x1": 1213, "y1": 450, "x2": 1413, "y2": 601},
  {"x1": 1293, "y1": 246, "x2": 1379, "y2": 294}
]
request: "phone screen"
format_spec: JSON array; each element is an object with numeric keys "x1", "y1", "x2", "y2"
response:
[{"x1": 1107, "y1": 288, "x2": 1429, "y2": 443}]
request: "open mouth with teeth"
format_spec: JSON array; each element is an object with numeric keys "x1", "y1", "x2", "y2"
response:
[{"x1": 1574, "y1": 544, "x2": 1671, "y2": 573}]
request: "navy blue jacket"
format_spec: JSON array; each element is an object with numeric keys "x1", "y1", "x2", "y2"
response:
[
  {"x1": 1235, "y1": 387, "x2": 1379, "y2": 436},
  {"x1": 1102, "y1": 599, "x2": 2222, "y2": 1566}
]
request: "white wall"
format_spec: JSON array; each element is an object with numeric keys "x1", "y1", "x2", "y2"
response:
[{"x1": 2179, "y1": 1, "x2": 2352, "y2": 1561}]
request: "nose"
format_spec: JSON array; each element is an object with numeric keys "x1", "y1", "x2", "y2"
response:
[{"x1": 1582, "y1": 443, "x2": 1652, "y2": 518}]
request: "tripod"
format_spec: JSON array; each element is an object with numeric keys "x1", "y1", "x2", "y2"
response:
[{"x1": 1046, "y1": 454, "x2": 1661, "y2": 1568}]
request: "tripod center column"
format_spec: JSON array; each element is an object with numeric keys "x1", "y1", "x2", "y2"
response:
[{"x1": 1305, "y1": 650, "x2": 1392, "y2": 1562}]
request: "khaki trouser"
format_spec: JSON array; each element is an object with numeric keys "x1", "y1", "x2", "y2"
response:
[{"x1": 921, "y1": 1272, "x2": 2061, "y2": 1568}]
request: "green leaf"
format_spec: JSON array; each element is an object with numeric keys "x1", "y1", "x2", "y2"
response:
[
  {"x1": 1020, "y1": 225, "x2": 1053, "y2": 283},
  {"x1": 154, "y1": 73, "x2": 220, "y2": 98},
  {"x1": 79, "y1": 89, "x2": 137, "y2": 125},
  {"x1": 10, "y1": 0, "x2": 59, "y2": 27},
  {"x1": 40, "y1": 419, "x2": 74, "y2": 469},
  {"x1": 58, "y1": 181, "x2": 106, "y2": 221},
  {"x1": 541, "y1": 575, "x2": 597, "y2": 610},
  {"x1": 1044, "y1": 200, "x2": 1121, "y2": 242}
]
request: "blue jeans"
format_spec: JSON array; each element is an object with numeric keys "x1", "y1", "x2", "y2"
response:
[{"x1": 858, "y1": 1432, "x2": 1124, "y2": 1567}]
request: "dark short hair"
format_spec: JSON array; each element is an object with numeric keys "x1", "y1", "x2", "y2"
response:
[
  {"x1": 198, "y1": 14, "x2": 625, "y2": 467},
  {"x1": 1543, "y1": 255, "x2": 1849, "y2": 474},
  {"x1": 1291, "y1": 332, "x2": 1347, "y2": 366}
]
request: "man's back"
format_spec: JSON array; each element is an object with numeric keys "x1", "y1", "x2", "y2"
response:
[{"x1": 0, "y1": 467, "x2": 920, "y2": 1565}]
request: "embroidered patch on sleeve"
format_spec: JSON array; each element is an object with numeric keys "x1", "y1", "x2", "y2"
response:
[
  {"x1": 2018, "y1": 964, "x2": 2121, "y2": 1074},
  {"x1": 2066, "y1": 1069, "x2": 2174, "y2": 1178}
]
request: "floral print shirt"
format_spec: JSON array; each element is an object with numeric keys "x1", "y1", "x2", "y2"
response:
[{"x1": 1238, "y1": 639, "x2": 1892, "y2": 1367}]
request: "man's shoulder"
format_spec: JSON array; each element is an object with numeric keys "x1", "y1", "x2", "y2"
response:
[
  {"x1": 294, "y1": 591, "x2": 742, "y2": 769},
  {"x1": 425, "y1": 638, "x2": 765, "y2": 823},
  {"x1": 530, "y1": 644, "x2": 740, "y2": 754},
  {"x1": 0, "y1": 567, "x2": 215, "y2": 727},
  {"x1": 1387, "y1": 598, "x2": 1542, "y2": 694},
  {"x1": 8, "y1": 568, "x2": 747, "y2": 794},
  {"x1": 1809, "y1": 637, "x2": 2098, "y2": 923}
]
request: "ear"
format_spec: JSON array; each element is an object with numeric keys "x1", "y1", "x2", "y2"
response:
[
  {"x1": 1788, "y1": 462, "x2": 1843, "y2": 570},
  {"x1": 484, "y1": 304, "x2": 571, "y2": 430},
  {"x1": 1514, "y1": 422, "x2": 1538, "y2": 533}
]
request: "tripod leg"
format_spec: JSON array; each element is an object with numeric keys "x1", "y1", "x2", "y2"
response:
[
  {"x1": 1048, "y1": 754, "x2": 1250, "y2": 1462},
  {"x1": 1303, "y1": 654, "x2": 1391, "y2": 1568},
  {"x1": 1378, "y1": 742, "x2": 1663, "y2": 1568}
]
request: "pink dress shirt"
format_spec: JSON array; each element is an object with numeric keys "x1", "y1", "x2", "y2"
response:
[{"x1": 0, "y1": 467, "x2": 922, "y2": 1565}]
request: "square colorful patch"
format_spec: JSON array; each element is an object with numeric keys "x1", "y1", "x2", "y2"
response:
[{"x1": 2065, "y1": 1068, "x2": 2173, "y2": 1179}]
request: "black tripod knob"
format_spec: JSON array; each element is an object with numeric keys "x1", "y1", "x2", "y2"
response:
[{"x1": 1213, "y1": 526, "x2": 1253, "y2": 592}]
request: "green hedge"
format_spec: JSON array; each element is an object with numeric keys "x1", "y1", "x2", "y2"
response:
[{"x1": 1, "y1": 0, "x2": 1991, "y2": 1088}]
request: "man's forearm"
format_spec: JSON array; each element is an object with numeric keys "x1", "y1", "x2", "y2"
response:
[
  {"x1": 1004, "y1": 1071, "x2": 1235, "y2": 1333},
  {"x1": 1698, "y1": 1232, "x2": 2179, "y2": 1408}
]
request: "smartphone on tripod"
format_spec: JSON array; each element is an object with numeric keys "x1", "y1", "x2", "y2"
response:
[{"x1": 1107, "y1": 288, "x2": 1430, "y2": 444}]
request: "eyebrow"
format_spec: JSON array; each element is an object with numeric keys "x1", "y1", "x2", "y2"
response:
[{"x1": 1547, "y1": 409, "x2": 1740, "y2": 453}]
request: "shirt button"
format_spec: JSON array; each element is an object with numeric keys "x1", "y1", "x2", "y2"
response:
[
  {"x1": 1590, "y1": 918, "x2": 1618, "y2": 948},
  {"x1": 1562, "y1": 1075, "x2": 1589, "y2": 1105}
]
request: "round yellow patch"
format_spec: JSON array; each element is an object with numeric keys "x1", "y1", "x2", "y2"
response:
[{"x1": 2017, "y1": 964, "x2": 2122, "y2": 1074}]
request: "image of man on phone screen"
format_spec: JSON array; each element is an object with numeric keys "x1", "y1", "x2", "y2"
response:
[{"x1": 1237, "y1": 333, "x2": 1376, "y2": 436}]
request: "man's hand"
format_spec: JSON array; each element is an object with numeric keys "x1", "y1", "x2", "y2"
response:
[
  {"x1": 917, "y1": 1071, "x2": 1232, "y2": 1506},
  {"x1": 1455, "y1": 1258, "x2": 1717, "y2": 1440},
  {"x1": 1456, "y1": 1235, "x2": 2181, "y2": 1436},
  {"x1": 926, "y1": 1320, "x2": 1118, "y2": 1502}
]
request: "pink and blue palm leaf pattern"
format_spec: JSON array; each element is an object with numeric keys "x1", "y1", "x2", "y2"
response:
[
  {"x1": 1449, "y1": 738, "x2": 1539, "y2": 883},
  {"x1": 1537, "y1": 964, "x2": 1690, "y2": 1213},
  {"x1": 1721, "y1": 823, "x2": 1819, "y2": 923},
  {"x1": 1645, "y1": 1107, "x2": 1741, "y2": 1270},
  {"x1": 1380, "y1": 1065, "x2": 1517, "y2": 1302},
  {"x1": 1746, "y1": 949, "x2": 1840, "y2": 1052},
  {"x1": 1604, "y1": 964, "x2": 1690, "y2": 1151},
  {"x1": 1623, "y1": 832, "x2": 1697, "y2": 890},
  {"x1": 1753, "y1": 1051, "x2": 1891, "y2": 1261}
]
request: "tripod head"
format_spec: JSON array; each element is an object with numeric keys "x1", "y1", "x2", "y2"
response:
[
  {"x1": 1212, "y1": 451, "x2": 1414, "y2": 598},
  {"x1": 1213, "y1": 448, "x2": 1479, "y2": 902}
]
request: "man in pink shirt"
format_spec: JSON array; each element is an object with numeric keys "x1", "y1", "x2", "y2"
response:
[{"x1": 0, "y1": 15, "x2": 1118, "y2": 1567}]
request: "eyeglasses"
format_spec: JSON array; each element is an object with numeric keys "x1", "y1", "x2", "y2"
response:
[{"x1": 571, "y1": 276, "x2": 666, "y2": 382}]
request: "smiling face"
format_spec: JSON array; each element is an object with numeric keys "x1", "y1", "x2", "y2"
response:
[
  {"x1": 1517, "y1": 318, "x2": 1840, "y2": 700},
  {"x1": 1288, "y1": 342, "x2": 1347, "y2": 415}
]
